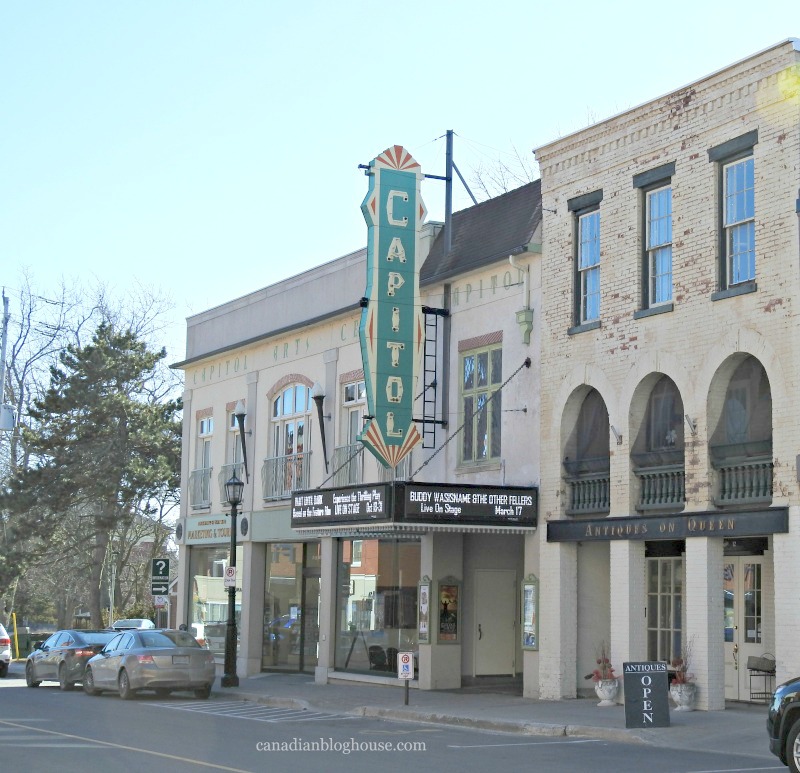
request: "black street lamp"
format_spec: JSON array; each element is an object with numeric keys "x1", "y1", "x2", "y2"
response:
[{"x1": 221, "y1": 472, "x2": 244, "y2": 688}]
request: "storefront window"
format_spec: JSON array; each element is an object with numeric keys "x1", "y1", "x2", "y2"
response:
[
  {"x1": 188, "y1": 545, "x2": 242, "y2": 660},
  {"x1": 263, "y1": 542, "x2": 320, "y2": 672},
  {"x1": 334, "y1": 538, "x2": 420, "y2": 674}
]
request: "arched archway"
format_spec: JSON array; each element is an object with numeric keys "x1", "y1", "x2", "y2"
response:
[
  {"x1": 562, "y1": 387, "x2": 610, "y2": 515},
  {"x1": 707, "y1": 355, "x2": 772, "y2": 506}
]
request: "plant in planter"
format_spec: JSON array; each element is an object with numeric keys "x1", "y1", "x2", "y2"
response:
[
  {"x1": 670, "y1": 639, "x2": 697, "y2": 711},
  {"x1": 586, "y1": 642, "x2": 619, "y2": 706}
]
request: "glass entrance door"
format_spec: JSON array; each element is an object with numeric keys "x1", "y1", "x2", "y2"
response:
[
  {"x1": 724, "y1": 557, "x2": 764, "y2": 701},
  {"x1": 262, "y1": 542, "x2": 320, "y2": 673}
]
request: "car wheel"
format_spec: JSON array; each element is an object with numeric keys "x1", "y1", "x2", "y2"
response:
[
  {"x1": 58, "y1": 663, "x2": 74, "y2": 692},
  {"x1": 83, "y1": 667, "x2": 99, "y2": 696},
  {"x1": 194, "y1": 685, "x2": 212, "y2": 700},
  {"x1": 118, "y1": 669, "x2": 135, "y2": 700},
  {"x1": 0, "y1": 662, "x2": 8, "y2": 679},
  {"x1": 787, "y1": 717, "x2": 800, "y2": 773},
  {"x1": 25, "y1": 662, "x2": 41, "y2": 688}
]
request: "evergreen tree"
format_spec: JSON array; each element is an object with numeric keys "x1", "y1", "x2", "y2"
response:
[{"x1": 0, "y1": 323, "x2": 181, "y2": 626}]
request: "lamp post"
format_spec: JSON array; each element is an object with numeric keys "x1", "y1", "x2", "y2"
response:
[{"x1": 221, "y1": 473, "x2": 244, "y2": 688}]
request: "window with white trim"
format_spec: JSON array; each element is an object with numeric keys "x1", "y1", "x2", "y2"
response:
[
  {"x1": 568, "y1": 189, "x2": 603, "y2": 331},
  {"x1": 460, "y1": 344, "x2": 502, "y2": 464},
  {"x1": 647, "y1": 557, "x2": 683, "y2": 665},
  {"x1": 723, "y1": 156, "x2": 755, "y2": 286},
  {"x1": 708, "y1": 130, "x2": 758, "y2": 298},
  {"x1": 272, "y1": 384, "x2": 311, "y2": 458},
  {"x1": 647, "y1": 186, "x2": 673, "y2": 305},
  {"x1": 578, "y1": 211, "x2": 600, "y2": 322}
]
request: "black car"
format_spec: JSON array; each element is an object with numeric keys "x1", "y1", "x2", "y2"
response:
[
  {"x1": 768, "y1": 675, "x2": 800, "y2": 771},
  {"x1": 26, "y1": 629, "x2": 118, "y2": 691}
]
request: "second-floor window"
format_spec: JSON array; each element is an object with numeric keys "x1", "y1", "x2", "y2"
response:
[
  {"x1": 197, "y1": 416, "x2": 213, "y2": 470},
  {"x1": 647, "y1": 186, "x2": 673, "y2": 306},
  {"x1": 708, "y1": 130, "x2": 758, "y2": 298},
  {"x1": 272, "y1": 384, "x2": 311, "y2": 459},
  {"x1": 461, "y1": 344, "x2": 502, "y2": 464},
  {"x1": 724, "y1": 156, "x2": 755, "y2": 286},
  {"x1": 578, "y1": 210, "x2": 600, "y2": 322}
]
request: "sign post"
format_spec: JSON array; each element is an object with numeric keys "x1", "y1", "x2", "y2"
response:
[
  {"x1": 151, "y1": 558, "x2": 170, "y2": 596},
  {"x1": 623, "y1": 661, "x2": 670, "y2": 728},
  {"x1": 397, "y1": 650, "x2": 414, "y2": 705}
]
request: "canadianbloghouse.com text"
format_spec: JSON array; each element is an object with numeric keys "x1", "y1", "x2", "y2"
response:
[{"x1": 256, "y1": 737, "x2": 427, "y2": 754}]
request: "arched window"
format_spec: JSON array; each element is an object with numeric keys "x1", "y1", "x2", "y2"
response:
[
  {"x1": 563, "y1": 389, "x2": 610, "y2": 514},
  {"x1": 632, "y1": 376, "x2": 684, "y2": 465},
  {"x1": 272, "y1": 383, "x2": 311, "y2": 458},
  {"x1": 709, "y1": 356, "x2": 772, "y2": 505},
  {"x1": 564, "y1": 389, "x2": 610, "y2": 473},
  {"x1": 710, "y1": 357, "x2": 771, "y2": 454},
  {"x1": 631, "y1": 376, "x2": 685, "y2": 511},
  {"x1": 263, "y1": 383, "x2": 312, "y2": 500}
]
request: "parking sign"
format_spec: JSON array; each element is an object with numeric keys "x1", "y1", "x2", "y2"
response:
[{"x1": 397, "y1": 651, "x2": 414, "y2": 680}]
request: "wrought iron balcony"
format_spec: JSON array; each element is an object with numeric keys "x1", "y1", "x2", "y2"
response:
[
  {"x1": 189, "y1": 467, "x2": 213, "y2": 509},
  {"x1": 261, "y1": 452, "x2": 311, "y2": 501},
  {"x1": 218, "y1": 462, "x2": 246, "y2": 504}
]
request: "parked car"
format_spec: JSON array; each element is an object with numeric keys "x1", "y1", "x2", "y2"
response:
[
  {"x1": 83, "y1": 628, "x2": 215, "y2": 699},
  {"x1": 25, "y1": 629, "x2": 118, "y2": 690},
  {"x1": 110, "y1": 618, "x2": 155, "y2": 631},
  {"x1": 0, "y1": 624, "x2": 11, "y2": 678},
  {"x1": 768, "y1": 675, "x2": 800, "y2": 772}
]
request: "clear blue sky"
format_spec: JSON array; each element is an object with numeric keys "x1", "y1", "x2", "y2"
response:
[{"x1": 1, "y1": 1, "x2": 796, "y2": 361}]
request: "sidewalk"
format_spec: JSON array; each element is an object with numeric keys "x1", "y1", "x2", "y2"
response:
[{"x1": 225, "y1": 670, "x2": 772, "y2": 760}]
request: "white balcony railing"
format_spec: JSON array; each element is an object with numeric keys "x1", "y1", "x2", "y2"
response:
[
  {"x1": 218, "y1": 462, "x2": 246, "y2": 504},
  {"x1": 261, "y1": 452, "x2": 311, "y2": 501},
  {"x1": 189, "y1": 467, "x2": 213, "y2": 509}
]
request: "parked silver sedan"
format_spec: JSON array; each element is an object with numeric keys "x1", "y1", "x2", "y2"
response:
[{"x1": 83, "y1": 629, "x2": 215, "y2": 699}]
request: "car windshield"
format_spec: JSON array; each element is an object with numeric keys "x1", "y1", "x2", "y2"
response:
[{"x1": 140, "y1": 631, "x2": 200, "y2": 649}]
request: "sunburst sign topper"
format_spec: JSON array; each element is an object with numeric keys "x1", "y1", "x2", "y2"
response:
[{"x1": 359, "y1": 146, "x2": 427, "y2": 468}]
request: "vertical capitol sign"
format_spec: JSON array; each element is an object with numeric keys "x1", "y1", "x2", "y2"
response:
[{"x1": 359, "y1": 145, "x2": 426, "y2": 468}]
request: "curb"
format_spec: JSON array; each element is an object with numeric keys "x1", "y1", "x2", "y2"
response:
[{"x1": 230, "y1": 689, "x2": 648, "y2": 746}]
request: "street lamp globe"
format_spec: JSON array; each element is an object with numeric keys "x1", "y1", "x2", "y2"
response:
[{"x1": 225, "y1": 474, "x2": 244, "y2": 506}]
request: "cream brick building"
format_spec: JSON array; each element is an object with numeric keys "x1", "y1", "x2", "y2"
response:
[{"x1": 534, "y1": 39, "x2": 800, "y2": 708}]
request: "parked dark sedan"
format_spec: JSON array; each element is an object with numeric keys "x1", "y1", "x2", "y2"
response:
[
  {"x1": 26, "y1": 629, "x2": 118, "y2": 691},
  {"x1": 84, "y1": 628, "x2": 216, "y2": 699},
  {"x1": 768, "y1": 675, "x2": 800, "y2": 771}
]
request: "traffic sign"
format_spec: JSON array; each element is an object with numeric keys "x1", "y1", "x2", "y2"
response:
[
  {"x1": 223, "y1": 566, "x2": 237, "y2": 588},
  {"x1": 397, "y1": 651, "x2": 414, "y2": 680},
  {"x1": 151, "y1": 558, "x2": 170, "y2": 595}
]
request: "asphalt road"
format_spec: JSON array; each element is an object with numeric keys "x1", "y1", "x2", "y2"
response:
[{"x1": 0, "y1": 669, "x2": 784, "y2": 772}]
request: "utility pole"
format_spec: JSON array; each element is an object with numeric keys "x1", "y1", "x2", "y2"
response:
[{"x1": 0, "y1": 290, "x2": 14, "y2": 432}]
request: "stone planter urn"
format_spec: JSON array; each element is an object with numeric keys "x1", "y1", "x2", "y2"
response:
[
  {"x1": 594, "y1": 678, "x2": 620, "y2": 707},
  {"x1": 670, "y1": 682, "x2": 697, "y2": 711}
]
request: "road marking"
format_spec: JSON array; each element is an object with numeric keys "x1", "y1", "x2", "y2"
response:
[
  {"x1": 448, "y1": 739, "x2": 603, "y2": 749},
  {"x1": 0, "y1": 719, "x2": 251, "y2": 771},
  {"x1": 152, "y1": 700, "x2": 357, "y2": 724},
  {"x1": 684, "y1": 767, "x2": 785, "y2": 772}
]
